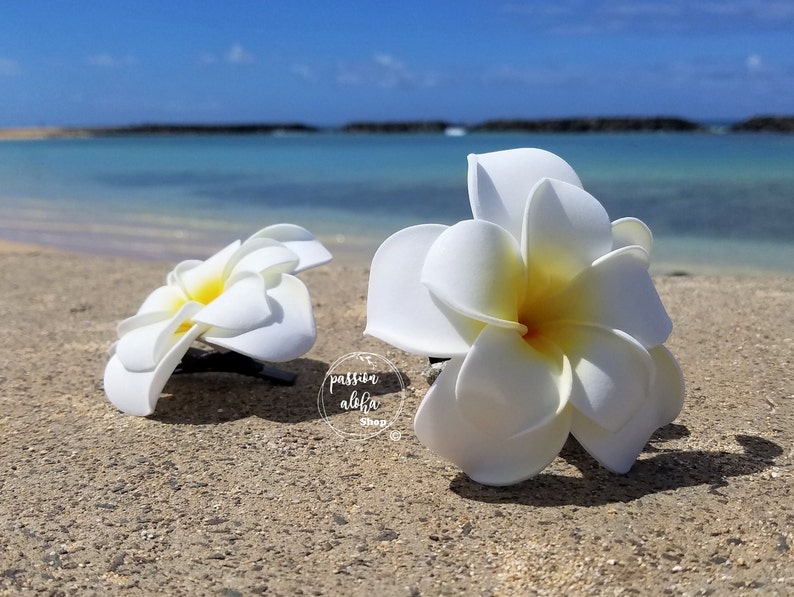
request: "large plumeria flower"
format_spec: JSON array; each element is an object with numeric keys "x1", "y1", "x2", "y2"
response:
[
  {"x1": 366, "y1": 148, "x2": 684, "y2": 486},
  {"x1": 104, "y1": 224, "x2": 332, "y2": 416}
]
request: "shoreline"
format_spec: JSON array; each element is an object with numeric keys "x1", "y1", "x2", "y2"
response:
[
  {"x1": 0, "y1": 231, "x2": 377, "y2": 268},
  {"x1": 2, "y1": 115, "x2": 793, "y2": 140},
  {"x1": 2, "y1": 229, "x2": 792, "y2": 278}
]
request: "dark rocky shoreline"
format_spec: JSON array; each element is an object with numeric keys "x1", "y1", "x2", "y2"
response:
[
  {"x1": 340, "y1": 120, "x2": 451, "y2": 133},
  {"x1": 471, "y1": 117, "x2": 705, "y2": 133},
  {"x1": 729, "y1": 116, "x2": 794, "y2": 133},
  {"x1": 2, "y1": 115, "x2": 793, "y2": 139},
  {"x1": 92, "y1": 123, "x2": 319, "y2": 135}
]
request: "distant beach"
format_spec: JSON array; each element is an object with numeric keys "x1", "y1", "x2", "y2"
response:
[
  {"x1": 0, "y1": 127, "x2": 75, "y2": 140},
  {"x1": 1, "y1": 115, "x2": 793, "y2": 141}
]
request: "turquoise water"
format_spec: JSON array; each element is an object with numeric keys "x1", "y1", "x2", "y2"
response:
[{"x1": 1, "y1": 132, "x2": 793, "y2": 273}]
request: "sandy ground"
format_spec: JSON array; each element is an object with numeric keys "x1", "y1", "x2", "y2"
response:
[
  {"x1": 0, "y1": 241, "x2": 792, "y2": 596},
  {"x1": 0, "y1": 128, "x2": 77, "y2": 141}
]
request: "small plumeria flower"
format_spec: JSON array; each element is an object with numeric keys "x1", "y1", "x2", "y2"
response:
[
  {"x1": 366, "y1": 148, "x2": 684, "y2": 486},
  {"x1": 104, "y1": 224, "x2": 331, "y2": 416}
]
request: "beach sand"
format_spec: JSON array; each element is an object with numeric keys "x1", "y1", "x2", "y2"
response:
[
  {"x1": 0, "y1": 128, "x2": 75, "y2": 141},
  {"x1": 0, "y1": 241, "x2": 791, "y2": 595}
]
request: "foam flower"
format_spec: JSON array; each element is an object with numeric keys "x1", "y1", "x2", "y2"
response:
[
  {"x1": 366, "y1": 148, "x2": 684, "y2": 486},
  {"x1": 104, "y1": 224, "x2": 331, "y2": 416}
]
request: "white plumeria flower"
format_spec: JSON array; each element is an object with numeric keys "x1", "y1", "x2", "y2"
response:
[
  {"x1": 104, "y1": 224, "x2": 332, "y2": 416},
  {"x1": 366, "y1": 148, "x2": 684, "y2": 486}
]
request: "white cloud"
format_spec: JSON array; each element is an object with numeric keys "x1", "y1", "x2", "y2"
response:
[
  {"x1": 500, "y1": 0, "x2": 794, "y2": 33},
  {"x1": 0, "y1": 57, "x2": 20, "y2": 76},
  {"x1": 198, "y1": 45, "x2": 254, "y2": 66},
  {"x1": 372, "y1": 53, "x2": 412, "y2": 88},
  {"x1": 87, "y1": 53, "x2": 136, "y2": 68},
  {"x1": 291, "y1": 63, "x2": 317, "y2": 82},
  {"x1": 483, "y1": 55, "x2": 787, "y2": 93},
  {"x1": 695, "y1": 0, "x2": 794, "y2": 21},
  {"x1": 484, "y1": 64, "x2": 581, "y2": 86},
  {"x1": 226, "y1": 43, "x2": 254, "y2": 64},
  {"x1": 88, "y1": 54, "x2": 116, "y2": 67},
  {"x1": 337, "y1": 53, "x2": 438, "y2": 89},
  {"x1": 745, "y1": 53, "x2": 766, "y2": 74}
]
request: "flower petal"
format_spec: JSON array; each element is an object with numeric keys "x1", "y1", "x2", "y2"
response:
[
  {"x1": 648, "y1": 346, "x2": 686, "y2": 425},
  {"x1": 117, "y1": 310, "x2": 172, "y2": 338},
  {"x1": 365, "y1": 224, "x2": 485, "y2": 357},
  {"x1": 226, "y1": 237, "x2": 300, "y2": 283},
  {"x1": 415, "y1": 357, "x2": 573, "y2": 486},
  {"x1": 541, "y1": 246, "x2": 672, "y2": 348},
  {"x1": 115, "y1": 302, "x2": 204, "y2": 372},
  {"x1": 545, "y1": 323, "x2": 654, "y2": 432},
  {"x1": 167, "y1": 260, "x2": 200, "y2": 287},
  {"x1": 570, "y1": 345, "x2": 685, "y2": 473},
  {"x1": 455, "y1": 326, "x2": 570, "y2": 439},
  {"x1": 202, "y1": 274, "x2": 317, "y2": 362},
  {"x1": 421, "y1": 219, "x2": 526, "y2": 332},
  {"x1": 612, "y1": 217, "x2": 653, "y2": 254},
  {"x1": 191, "y1": 272, "x2": 272, "y2": 331},
  {"x1": 249, "y1": 224, "x2": 332, "y2": 273},
  {"x1": 468, "y1": 148, "x2": 582, "y2": 241},
  {"x1": 523, "y1": 178, "x2": 614, "y2": 284},
  {"x1": 103, "y1": 322, "x2": 205, "y2": 416},
  {"x1": 136, "y1": 284, "x2": 187, "y2": 315},
  {"x1": 173, "y1": 240, "x2": 241, "y2": 304}
]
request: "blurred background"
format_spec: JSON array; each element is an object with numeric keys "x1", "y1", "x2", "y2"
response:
[{"x1": 1, "y1": 1, "x2": 793, "y2": 274}]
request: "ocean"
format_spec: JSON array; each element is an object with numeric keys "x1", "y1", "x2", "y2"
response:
[{"x1": 1, "y1": 132, "x2": 793, "y2": 274}]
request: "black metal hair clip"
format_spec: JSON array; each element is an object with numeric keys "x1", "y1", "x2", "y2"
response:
[{"x1": 173, "y1": 347, "x2": 297, "y2": 386}]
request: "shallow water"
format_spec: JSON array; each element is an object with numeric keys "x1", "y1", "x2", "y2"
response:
[{"x1": 1, "y1": 132, "x2": 793, "y2": 272}]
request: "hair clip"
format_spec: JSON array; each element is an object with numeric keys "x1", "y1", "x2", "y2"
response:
[{"x1": 104, "y1": 224, "x2": 331, "y2": 416}]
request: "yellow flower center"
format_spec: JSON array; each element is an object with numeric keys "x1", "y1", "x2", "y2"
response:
[
  {"x1": 521, "y1": 324, "x2": 550, "y2": 357},
  {"x1": 172, "y1": 273, "x2": 226, "y2": 335},
  {"x1": 522, "y1": 324, "x2": 540, "y2": 342},
  {"x1": 518, "y1": 293, "x2": 564, "y2": 368},
  {"x1": 189, "y1": 277, "x2": 224, "y2": 306},
  {"x1": 176, "y1": 320, "x2": 195, "y2": 335}
]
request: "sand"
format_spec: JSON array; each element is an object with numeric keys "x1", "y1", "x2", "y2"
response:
[
  {"x1": 0, "y1": 241, "x2": 792, "y2": 596},
  {"x1": 0, "y1": 128, "x2": 76, "y2": 141}
]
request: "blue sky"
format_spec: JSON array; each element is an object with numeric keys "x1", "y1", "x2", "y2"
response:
[{"x1": 1, "y1": 0, "x2": 792, "y2": 127}]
